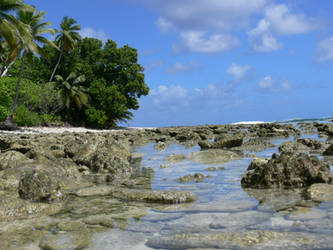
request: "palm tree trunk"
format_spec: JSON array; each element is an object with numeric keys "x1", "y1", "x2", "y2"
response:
[
  {"x1": 49, "y1": 50, "x2": 62, "y2": 82},
  {"x1": 0, "y1": 57, "x2": 17, "y2": 77},
  {"x1": 11, "y1": 51, "x2": 25, "y2": 114}
]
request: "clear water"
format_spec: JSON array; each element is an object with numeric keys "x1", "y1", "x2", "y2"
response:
[{"x1": 86, "y1": 139, "x2": 333, "y2": 249}]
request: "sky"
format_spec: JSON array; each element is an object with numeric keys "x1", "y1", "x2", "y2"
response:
[{"x1": 25, "y1": 0, "x2": 333, "y2": 127}]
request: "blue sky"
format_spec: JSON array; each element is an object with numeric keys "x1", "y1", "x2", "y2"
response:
[{"x1": 25, "y1": 0, "x2": 333, "y2": 126}]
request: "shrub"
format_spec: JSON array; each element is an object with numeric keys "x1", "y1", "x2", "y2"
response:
[
  {"x1": 0, "y1": 106, "x2": 10, "y2": 122},
  {"x1": 14, "y1": 105, "x2": 41, "y2": 126}
]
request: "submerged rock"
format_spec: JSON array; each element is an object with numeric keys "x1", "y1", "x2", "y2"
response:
[
  {"x1": 146, "y1": 230, "x2": 317, "y2": 249},
  {"x1": 164, "y1": 154, "x2": 186, "y2": 164},
  {"x1": 188, "y1": 149, "x2": 242, "y2": 164},
  {"x1": 241, "y1": 152, "x2": 333, "y2": 188},
  {"x1": 176, "y1": 173, "x2": 206, "y2": 183},
  {"x1": 307, "y1": 183, "x2": 333, "y2": 202},
  {"x1": 74, "y1": 185, "x2": 197, "y2": 204}
]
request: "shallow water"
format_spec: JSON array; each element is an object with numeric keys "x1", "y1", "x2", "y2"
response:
[
  {"x1": 3, "y1": 136, "x2": 333, "y2": 249},
  {"x1": 87, "y1": 139, "x2": 333, "y2": 249}
]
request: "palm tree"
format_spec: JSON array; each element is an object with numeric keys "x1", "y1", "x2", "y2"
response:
[
  {"x1": 49, "y1": 16, "x2": 81, "y2": 82},
  {"x1": 0, "y1": 0, "x2": 34, "y2": 76},
  {"x1": 50, "y1": 72, "x2": 88, "y2": 112},
  {"x1": 9, "y1": 10, "x2": 56, "y2": 116}
]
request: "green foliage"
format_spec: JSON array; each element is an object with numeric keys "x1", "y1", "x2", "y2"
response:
[
  {"x1": 39, "y1": 113, "x2": 62, "y2": 125},
  {"x1": 14, "y1": 105, "x2": 40, "y2": 126},
  {"x1": 84, "y1": 106, "x2": 108, "y2": 127},
  {"x1": 1, "y1": 7, "x2": 149, "y2": 128},
  {"x1": 0, "y1": 106, "x2": 10, "y2": 121}
]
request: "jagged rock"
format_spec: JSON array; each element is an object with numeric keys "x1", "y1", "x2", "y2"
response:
[
  {"x1": 323, "y1": 144, "x2": 333, "y2": 156},
  {"x1": 241, "y1": 152, "x2": 333, "y2": 188},
  {"x1": 0, "y1": 120, "x2": 18, "y2": 131},
  {"x1": 0, "y1": 150, "x2": 31, "y2": 170},
  {"x1": 199, "y1": 135, "x2": 243, "y2": 149},
  {"x1": 18, "y1": 170, "x2": 65, "y2": 202}
]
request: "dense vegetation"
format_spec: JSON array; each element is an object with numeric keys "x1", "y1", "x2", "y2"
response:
[{"x1": 0, "y1": 0, "x2": 149, "y2": 128}]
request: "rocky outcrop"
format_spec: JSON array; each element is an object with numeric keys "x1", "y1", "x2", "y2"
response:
[
  {"x1": 241, "y1": 152, "x2": 333, "y2": 188},
  {"x1": 18, "y1": 169, "x2": 65, "y2": 202},
  {"x1": 199, "y1": 134, "x2": 243, "y2": 149},
  {"x1": 176, "y1": 173, "x2": 206, "y2": 183},
  {"x1": 248, "y1": 123, "x2": 300, "y2": 138},
  {"x1": 323, "y1": 144, "x2": 333, "y2": 155}
]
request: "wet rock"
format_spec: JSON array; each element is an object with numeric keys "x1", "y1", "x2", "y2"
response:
[
  {"x1": 188, "y1": 149, "x2": 242, "y2": 164},
  {"x1": 315, "y1": 123, "x2": 333, "y2": 136},
  {"x1": 249, "y1": 123, "x2": 300, "y2": 138},
  {"x1": 287, "y1": 207, "x2": 327, "y2": 220},
  {"x1": 39, "y1": 232, "x2": 91, "y2": 250},
  {"x1": 244, "y1": 188, "x2": 313, "y2": 212},
  {"x1": 160, "y1": 164, "x2": 171, "y2": 168},
  {"x1": 307, "y1": 183, "x2": 333, "y2": 202},
  {"x1": 0, "y1": 120, "x2": 18, "y2": 131},
  {"x1": 74, "y1": 186, "x2": 197, "y2": 204},
  {"x1": 278, "y1": 141, "x2": 309, "y2": 154},
  {"x1": 165, "y1": 154, "x2": 186, "y2": 164},
  {"x1": 323, "y1": 144, "x2": 333, "y2": 155},
  {"x1": 209, "y1": 211, "x2": 271, "y2": 230},
  {"x1": 154, "y1": 141, "x2": 167, "y2": 152},
  {"x1": 177, "y1": 173, "x2": 206, "y2": 183},
  {"x1": 0, "y1": 192, "x2": 62, "y2": 219},
  {"x1": 146, "y1": 230, "x2": 315, "y2": 249},
  {"x1": 205, "y1": 167, "x2": 217, "y2": 171},
  {"x1": 0, "y1": 150, "x2": 30, "y2": 170},
  {"x1": 236, "y1": 138, "x2": 275, "y2": 152},
  {"x1": 241, "y1": 153, "x2": 333, "y2": 188},
  {"x1": 18, "y1": 170, "x2": 65, "y2": 202}
]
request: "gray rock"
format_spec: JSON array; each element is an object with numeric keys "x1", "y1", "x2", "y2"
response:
[
  {"x1": 0, "y1": 150, "x2": 30, "y2": 171},
  {"x1": 307, "y1": 183, "x2": 333, "y2": 202},
  {"x1": 241, "y1": 152, "x2": 333, "y2": 188},
  {"x1": 18, "y1": 170, "x2": 65, "y2": 202},
  {"x1": 188, "y1": 149, "x2": 242, "y2": 164}
]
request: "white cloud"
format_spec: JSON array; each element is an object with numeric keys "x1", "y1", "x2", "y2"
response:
[
  {"x1": 150, "y1": 85, "x2": 189, "y2": 108},
  {"x1": 258, "y1": 76, "x2": 274, "y2": 89},
  {"x1": 258, "y1": 76, "x2": 293, "y2": 92},
  {"x1": 248, "y1": 19, "x2": 282, "y2": 52},
  {"x1": 264, "y1": 4, "x2": 319, "y2": 35},
  {"x1": 227, "y1": 63, "x2": 251, "y2": 80},
  {"x1": 146, "y1": 0, "x2": 270, "y2": 32},
  {"x1": 80, "y1": 27, "x2": 108, "y2": 42},
  {"x1": 165, "y1": 61, "x2": 201, "y2": 74},
  {"x1": 175, "y1": 31, "x2": 240, "y2": 53},
  {"x1": 316, "y1": 37, "x2": 333, "y2": 62}
]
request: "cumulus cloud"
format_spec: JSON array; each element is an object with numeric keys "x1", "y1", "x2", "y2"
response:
[
  {"x1": 264, "y1": 4, "x2": 320, "y2": 35},
  {"x1": 150, "y1": 85, "x2": 189, "y2": 110},
  {"x1": 80, "y1": 27, "x2": 108, "y2": 42},
  {"x1": 227, "y1": 63, "x2": 251, "y2": 80},
  {"x1": 174, "y1": 31, "x2": 240, "y2": 53},
  {"x1": 248, "y1": 19, "x2": 282, "y2": 52},
  {"x1": 165, "y1": 61, "x2": 201, "y2": 74},
  {"x1": 316, "y1": 37, "x2": 333, "y2": 62},
  {"x1": 258, "y1": 76, "x2": 292, "y2": 91},
  {"x1": 146, "y1": 0, "x2": 269, "y2": 32},
  {"x1": 248, "y1": 4, "x2": 320, "y2": 52}
]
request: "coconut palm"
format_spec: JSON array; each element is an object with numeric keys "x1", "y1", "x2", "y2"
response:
[
  {"x1": 49, "y1": 16, "x2": 81, "y2": 81},
  {"x1": 8, "y1": 10, "x2": 56, "y2": 116},
  {"x1": 0, "y1": 0, "x2": 34, "y2": 76},
  {"x1": 50, "y1": 72, "x2": 88, "y2": 111}
]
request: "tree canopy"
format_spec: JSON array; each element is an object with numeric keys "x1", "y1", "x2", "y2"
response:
[{"x1": 0, "y1": 1, "x2": 149, "y2": 128}]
